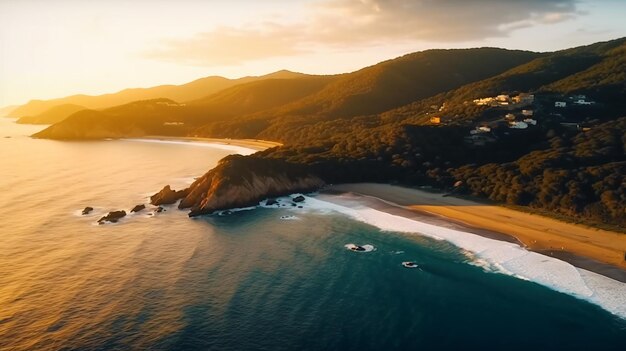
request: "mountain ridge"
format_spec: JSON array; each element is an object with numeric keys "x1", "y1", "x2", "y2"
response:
[{"x1": 9, "y1": 70, "x2": 310, "y2": 118}]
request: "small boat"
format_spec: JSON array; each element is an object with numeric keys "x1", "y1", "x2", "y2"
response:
[{"x1": 402, "y1": 261, "x2": 419, "y2": 268}]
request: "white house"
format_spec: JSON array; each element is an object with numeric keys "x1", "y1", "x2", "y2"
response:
[
  {"x1": 574, "y1": 99, "x2": 593, "y2": 105},
  {"x1": 509, "y1": 121, "x2": 528, "y2": 129},
  {"x1": 555, "y1": 101, "x2": 567, "y2": 108},
  {"x1": 523, "y1": 118, "x2": 537, "y2": 125},
  {"x1": 496, "y1": 94, "x2": 510, "y2": 102},
  {"x1": 473, "y1": 97, "x2": 495, "y2": 106},
  {"x1": 470, "y1": 126, "x2": 492, "y2": 134}
]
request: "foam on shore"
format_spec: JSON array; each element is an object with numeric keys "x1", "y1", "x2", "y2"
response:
[
  {"x1": 302, "y1": 196, "x2": 626, "y2": 319},
  {"x1": 122, "y1": 138, "x2": 257, "y2": 155}
]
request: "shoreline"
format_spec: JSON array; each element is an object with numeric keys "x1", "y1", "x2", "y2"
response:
[
  {"x1": 321, "y1": 183, "x2": 626, "y2": 282},
  {"x1": 135, "y1": 135, "x2": 282, "y2": 152}
]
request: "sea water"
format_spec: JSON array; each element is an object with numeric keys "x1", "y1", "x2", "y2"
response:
[{"x1": 0, "y1": 118, "x2": 625, "y2": 350}]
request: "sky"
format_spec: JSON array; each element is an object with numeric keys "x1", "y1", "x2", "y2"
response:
[{"x1": 1, "y1": 0, "x2": 625, "y2": 107}]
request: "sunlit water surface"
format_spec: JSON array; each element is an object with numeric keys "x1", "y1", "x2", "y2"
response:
[{"x1": 0, "y1": 119, "x2": 624, "y2": 350}]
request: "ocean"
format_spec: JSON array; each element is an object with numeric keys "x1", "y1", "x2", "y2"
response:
[{"x1": 1, "y1": 118, "x2": 625, "y2": 350}]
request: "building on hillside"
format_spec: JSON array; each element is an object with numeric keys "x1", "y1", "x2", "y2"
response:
[
  {"x1": 521, "y1": 109, "x2": 534, "y2": 116},
  {"x1": 523, "y1": 118, "x2": 537, "y2": 125},
  {"x1": 469, "y1": 126, "x2": 491, "y2": 135},
  {"x1": 473, "y1": 97, "x2": 495, "y2": 106},
  {"x1": 573, "y1": 99, "x2": 594, "y2": 105},
  {"x1": 509, "y1": 121, "x2": 528, "y2": 129},
  {"x1": 504, "y1": 113, "x2": 517, "y2": 121},
  {"x1": 555, "y1": 101, "x2": 567, "y2": 108},
  {"x1": 496, "y1": 94, "x2": 510, "y2": 102},
  {"x1": 512, "y1": 93, "x2": 535, "y2": 105},
  {"x1": 429, "y1": 116, "x2": 441, "y2": 124}
]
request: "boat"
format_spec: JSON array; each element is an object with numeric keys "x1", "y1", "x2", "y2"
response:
[{"x1": 402, "y1": 261, "x2": 419, "y2": 268}]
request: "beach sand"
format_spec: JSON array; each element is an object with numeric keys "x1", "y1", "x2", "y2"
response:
[
  {"x1": 323, "y1": 183, "x2": 626, "y2": 279},
  {"x1": 140, "y1": 135, "x2": 282, "y2": 151}
]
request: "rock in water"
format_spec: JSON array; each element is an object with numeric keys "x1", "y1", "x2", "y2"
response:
[
  {"x1": 82, "y1": 206, "x2": 94, "y2": 215},
  {"x1": 150, "y1": 185, "x2": 189, "y2": 205},
  {"x1": 98, "y1": 210, "x2": 127, "y2": 224},
  {"x1": 292, "y1": 195, "x2": 305, "y2": 203},
  {"x1": 155, "y1": 206, "x2": 165, "y2": 213},
  {"x1": 130, "y1": 204, "x2": 146, "y2": 213},
  {"x1": 266, "y1": 198, "x2": 278, "y2": 206}
]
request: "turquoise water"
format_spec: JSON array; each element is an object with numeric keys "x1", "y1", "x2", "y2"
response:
[{"x1": 0, "y1": 119, "x2": 625, "y2": 350}]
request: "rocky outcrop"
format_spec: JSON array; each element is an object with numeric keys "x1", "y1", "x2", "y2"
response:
[
  {"x1": 175, "y1": 155, "x2": 323, "y2": 217},
  {"x1": 130, "y1": 204, "x2": 146, "y2": 213},
  {"x1": 150, "y1": 185, "x2": 189, "y2": 206},
  {"x1": 98, "y1": 210, "x2": 127, "y2": 224},
  {"x1": 292, "y1": 195, "x2": 305, "y2": 203},
  {"x1": 82, "y1": 206, "x2": 94, "y2": 215}
]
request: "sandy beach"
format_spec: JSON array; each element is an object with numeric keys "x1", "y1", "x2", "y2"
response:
[
  {"x1": 139, "y1": 135, "x2": 282, "y2": 151},
  {"x1": 324, "y1": 183, "x2": 626, "y2": 276}
]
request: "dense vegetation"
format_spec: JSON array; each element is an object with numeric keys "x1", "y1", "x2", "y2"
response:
[{"x1": 30, "y1": 37, "x2": 626, "y2": 227}]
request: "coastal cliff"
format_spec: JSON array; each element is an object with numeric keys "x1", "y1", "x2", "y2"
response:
[{"x1": 152, "y1": 155, "x2": 324, "y2": 216}]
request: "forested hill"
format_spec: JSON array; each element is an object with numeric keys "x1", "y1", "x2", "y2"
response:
[
  {"x1": 34, "y1": 47, "x2": 540, "y2": 140},
  {"x1": 253, "y1": 48, "x2": 540, "y2": 119},
  {"x1": 32, "y1": 37, "x2": 626, "y2": 227}
]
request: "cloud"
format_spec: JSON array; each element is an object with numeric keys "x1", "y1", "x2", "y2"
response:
[
  {"x1": 145, "y1": 0, "x2": 580, "y2": 66},
  {"x1": 143, "y1": 24, "x2": 305, "y2": 66},
  {"x1": 313, "y1": 0, "x2": 580, "y2": 42}
]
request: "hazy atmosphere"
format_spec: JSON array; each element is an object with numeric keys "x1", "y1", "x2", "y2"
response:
[
  {"x1": 1, "y1": 0, "x2": 625, "y2": 106},
  {"x1": 2, "y1": 1, "x2": 626, "y2": 350}
]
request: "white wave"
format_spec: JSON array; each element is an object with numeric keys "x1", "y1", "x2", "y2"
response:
[
  {"x1": 280, "y1": 215, "x2": 299, "y2": 220},
  {"x1": 122, "y1": 138, "x2": 256, "y2": 155},
  {"x1": 345, "y1": 243, "x2": 376, "y2": 252},
  {"x1": 303, "y1": 196, "x2": 626, "y2": 319}
]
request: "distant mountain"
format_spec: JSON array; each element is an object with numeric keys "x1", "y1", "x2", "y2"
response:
[
  {"x1": 16, "y1": 104, "x2": 87, "y2": 124},
  {"x1": 9, "y1": 70, "x2": 308, "y2": 118},
  {"x1": 34, "y1": 48, "x2": 539, "y2": 140},
  {"x1": 34, "y1": 99, "x2": 189, "y2": 139},
  {"x1": 0, "y1": 105, "x2": 19, "y2": 117},
  {"x1": 34, "y1": 77, "x2": 337, "y2": 139}
]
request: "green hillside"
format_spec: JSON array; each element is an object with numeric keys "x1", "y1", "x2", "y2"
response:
[{"x1": 32, "y1": 38, "x2": 626, "y2": 226}]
